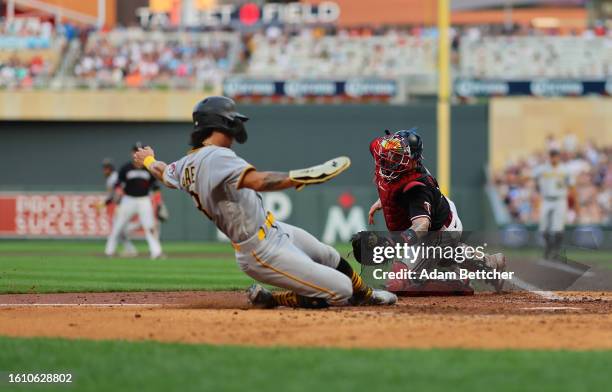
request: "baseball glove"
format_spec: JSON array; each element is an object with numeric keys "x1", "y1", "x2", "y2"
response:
[
  {"x1": 350, "y1": 231, "x2": 394, "y2": 265},
  {"x1": 289, "y1": 156, "x2": 351, "y2": 190}
]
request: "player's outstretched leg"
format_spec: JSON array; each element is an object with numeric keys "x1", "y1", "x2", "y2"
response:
[
  {"x1": 240, "y1": 227, "x2": 396, "y2": 308},
  {"x1": 335, "y1": 258, "x2": 397, "y2": 305},
  {"x1": 246, "y1": 284, "x2": 396, "y2": 309},
  {"x1": 278, "y1": 222, "x2": 396, "y2": 306}
]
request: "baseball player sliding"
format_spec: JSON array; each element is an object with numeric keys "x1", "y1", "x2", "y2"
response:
[{"x1": 133, "y1": 96, "x2": 397, "y2": 308}]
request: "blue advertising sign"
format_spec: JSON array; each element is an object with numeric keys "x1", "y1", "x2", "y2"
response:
[
  {"x1": 223, "y1": 78, "x2": 398, "y2": 99},
  {"x1": 455, "y1": 79, "x2": 612, "y2": 97}
]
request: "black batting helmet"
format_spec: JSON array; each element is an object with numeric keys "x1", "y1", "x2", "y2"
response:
[{"x1": 191, "y1": 96, "x2": 249, "y2": 147}]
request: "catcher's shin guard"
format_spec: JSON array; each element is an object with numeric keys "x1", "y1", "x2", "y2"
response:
[
  {"x1": 459, "y1": 248, "x2": 506, "y2": 293},
  {"x1": 386, "y1": 261, "x2": 474, "y2": 296}
]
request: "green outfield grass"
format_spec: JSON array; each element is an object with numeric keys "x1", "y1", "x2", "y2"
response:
[
  {"x1": 0, "y1": 241, "x2": 247, "y2": 293},
  {"x1": 0, "y1": 241, "x2": 355, "y2": 294},
  {"x1": 0, "y1": 240, "x2": 609, "y2": 294},
  {"x1": 0, "y1": 336, "x2": 610, "y2": 392},
  {"x1": 501, "y1": 246, "x2": 611, "y2": 270}
]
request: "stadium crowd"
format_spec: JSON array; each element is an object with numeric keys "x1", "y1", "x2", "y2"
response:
[
  {"x1": 0, "y1": 17, "x2": 55, "y2": 49},
  {"x1": 243, "y1": 27, "x2": 437, "y2": 78},
  {"x1": 73, "y1": 30, "x2": 236, "y2": 89},
  {"x1": 0, "y1": 54, "x2": 54, "y2": 88},
  {"x1": 1, "y1": 17, "x2": 610, "y2": 89},
  {"x1": 0, "y1": 18, "x2": 63, "y2": 88},
  {"x1": 495, "y1": 135, "x2": 612, "y2": 225}
]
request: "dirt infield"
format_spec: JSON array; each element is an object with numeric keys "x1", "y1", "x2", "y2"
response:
[{"x1": 0, "y1": 291, "x2": 610, "y2": 350}]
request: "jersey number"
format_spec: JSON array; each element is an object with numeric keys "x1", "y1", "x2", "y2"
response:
[{"x1": 189, "y1": 191, "x2": 212, "y2": 220}]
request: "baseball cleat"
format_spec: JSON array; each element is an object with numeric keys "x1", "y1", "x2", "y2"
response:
[
  {"x1": 364, "y1": 289, "x2": 398, "y2": 306},
  {"x1": 246, "y1": 284, "x2": 276, "y2": 309},
  {"x1": 485, "y1": 253, "x2": 506, "y2": 293}
]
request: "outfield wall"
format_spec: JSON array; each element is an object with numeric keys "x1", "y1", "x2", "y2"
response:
[
  {"x1": 490, "y1": 98, "x2": 612, "y2": 171},
  {"x1": 0, "y1": 104, "x2": 488, "y2": 241}
]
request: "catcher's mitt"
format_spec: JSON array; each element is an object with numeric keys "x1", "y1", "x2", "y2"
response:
[
  {"x1": 350, "y1": 231, "x2": 394, "y2": 265},
  {"x1": 289, "y1": 156, "x2": 350, "y2": 190}
]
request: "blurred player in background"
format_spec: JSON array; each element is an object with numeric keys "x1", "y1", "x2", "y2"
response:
[
  {"x1": 101, "y1": 158, "x2": 139, "y2": 257},
  {"x1": 104, "y1": 144, "x2": 164, "y2": 260},
  {"x1": 533, "y1": 149, "x2": 576, "y2": 261}
]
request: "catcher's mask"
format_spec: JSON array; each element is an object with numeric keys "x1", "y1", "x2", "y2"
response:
[
  {"x1": 190, "y1": 96, "x2": 249, "y2": 147},
  {"x1": 372, "y1": 128, "x2": 423, "y2": 182}
]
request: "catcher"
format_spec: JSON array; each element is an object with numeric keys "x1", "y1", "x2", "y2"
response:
[
  {"x1": 353, "y1": 128, "x2": 506, "y2": 295},
  {"x1": 133, "y1": 96, "x2": 397, "y2": 308}
]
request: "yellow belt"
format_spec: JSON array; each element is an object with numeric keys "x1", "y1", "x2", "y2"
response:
[{"x1": 232, "y1": 212, "x2": 275, "y2": 251}]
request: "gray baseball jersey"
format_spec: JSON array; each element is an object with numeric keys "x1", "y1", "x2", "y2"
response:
[
  {"x1": 533, "y1": 163, "x2": 574, "y2": 198},
  {"x1": 163, "y1": 146, "x2": 266, "y2": 243},
  {"x1": 161, "y1": 145, "x2": 352, "y2": 306}
]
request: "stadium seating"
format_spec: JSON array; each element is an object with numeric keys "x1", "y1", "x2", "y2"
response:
[
  {"x1": 0, "y1": 18, "x2": 65, "y2": 88},
  {"x1": 3, "y1": 22, "x2": 611, "y2": 89},
  {"x1": 245, "y1": 31, "x2": 438, "y2": 78},
  {"x1": 460, "y1": 36, "x2": 611, "y2": 79},
  {"x1": 73, "y1": 29, "x2": 240, "y2": 90}
]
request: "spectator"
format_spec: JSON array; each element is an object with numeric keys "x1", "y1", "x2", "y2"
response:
[{"x1": 73, "y1": 30, "x2": 236, "y2": 90}]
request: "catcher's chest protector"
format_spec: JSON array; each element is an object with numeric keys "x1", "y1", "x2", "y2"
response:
[{"x1": 376, "y1": 172, "x2": 426, "y2": 232}]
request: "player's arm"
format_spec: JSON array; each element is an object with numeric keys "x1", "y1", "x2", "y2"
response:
[
  {"x1": 240, "y1": 156, "x2": 351, "y2": 192},
  {"x1": 368, "y1": 198, "x2": 382, "y2": 225},
  {"x1": 238, "y1": 170, "x2": 298, "y2": 192},
  {"x1": 400, "y1": 187, "x2": 433, "y2": 244},
  {"x1": 401, "y1": 217, "x2": 432, "y2": 245},
  {"x1": 133, "y1": 147, "x2": 176, "y2": 189}
]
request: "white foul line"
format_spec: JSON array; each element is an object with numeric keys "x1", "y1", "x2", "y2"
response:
[
  {"x1": 522, "y1": 306, "x2": 582, "y2": 311},
  {"x1": 508, "y1": 276, "x2": 564, "y2": 301}
]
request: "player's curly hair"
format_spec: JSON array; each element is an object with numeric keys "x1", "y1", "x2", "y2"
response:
[{"x1": 189, "y1": 128, "x2": 214, "y2": 148}]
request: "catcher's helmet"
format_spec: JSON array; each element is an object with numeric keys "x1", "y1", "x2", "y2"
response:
[
  {"x1": 191, "y1": 96, "x2": 249, "y2": 146},
  {"x1": 372, "y1": 128, "x2": 423, "y2": 182}
]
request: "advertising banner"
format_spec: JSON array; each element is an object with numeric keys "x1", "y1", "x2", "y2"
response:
[
  {"x1": 455, "y1": 79, "x2": 612, "y2": 97},
  {"x1": 0, "y1": 192, "x2": 154, "y2": 239},
  {"x1": 223, "y1": 78, "x2": 398, "y2": 100}
]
